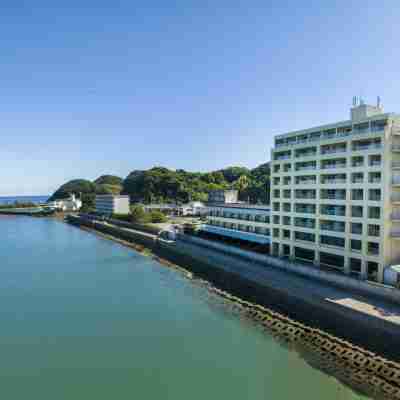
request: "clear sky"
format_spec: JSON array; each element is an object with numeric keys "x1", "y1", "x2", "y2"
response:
[{"x1": 1, "y1": 0, "x2": 399, "y2": 195}]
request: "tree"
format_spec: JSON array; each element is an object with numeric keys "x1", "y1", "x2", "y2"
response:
[
  {"x1": 130, "y1": 205, "x2": 151, "y2": 223},
  {"x1": 149, "y1": 210, "x2": 167, "y2": 223},
  {"x1": 234, "y1": 175, "x2": 249, "y2": 193}
]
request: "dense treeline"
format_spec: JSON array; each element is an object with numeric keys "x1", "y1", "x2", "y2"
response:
[{"x1": 48, "y1": 163, "x2": 270, "y2": 210}]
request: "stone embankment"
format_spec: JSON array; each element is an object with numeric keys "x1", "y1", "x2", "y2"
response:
[{"x1": 210, "y1": 287, "x2": 400, "y2": 399}]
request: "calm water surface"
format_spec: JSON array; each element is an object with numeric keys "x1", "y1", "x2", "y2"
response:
[{"x1": 0, "y1": 216, "x2": 370, "y2": 399}]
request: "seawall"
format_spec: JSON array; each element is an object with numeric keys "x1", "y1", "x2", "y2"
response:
[{"x1": 67, "y1": 215, "x2": 400, "y2": 362}]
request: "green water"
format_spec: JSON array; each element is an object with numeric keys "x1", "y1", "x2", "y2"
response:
[{"x1": 0, "y1": 217, "x2": 370, "y2": 399}]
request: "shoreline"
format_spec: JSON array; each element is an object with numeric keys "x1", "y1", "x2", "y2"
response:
[{"x1": 67, "y1": 218, "x2": 400, "y2": 399}]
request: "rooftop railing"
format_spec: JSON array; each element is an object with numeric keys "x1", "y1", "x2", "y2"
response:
[{"x1": 275, "y1": 126, "x2": 385, "y2": 148}]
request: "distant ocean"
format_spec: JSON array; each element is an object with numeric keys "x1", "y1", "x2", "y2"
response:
[{"x1": 0, "y1": 195, "x2": 49, "y2": 205}]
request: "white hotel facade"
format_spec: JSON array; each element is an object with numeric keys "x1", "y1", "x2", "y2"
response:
[{"x1": 270, "y1": 100, "x2": 400, "y2": 283}]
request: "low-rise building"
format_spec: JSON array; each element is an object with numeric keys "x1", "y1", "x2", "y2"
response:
[
  {"x1": 47, "y1": 194, "x2": 82, "y2": 212},
  {"x1": 201, "y1": 203, "x2": 271, "y2": 246},
  {"x1": 95, "y1": 195, "x2": 130, "y2": 215},
  {"x1": 208, "y1": 189, "x2": 238, "y2": 204}
]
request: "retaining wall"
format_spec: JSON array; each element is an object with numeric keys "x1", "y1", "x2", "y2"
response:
[{"x1": 179, "y1": 234, "x2": 400, "y2": 306}]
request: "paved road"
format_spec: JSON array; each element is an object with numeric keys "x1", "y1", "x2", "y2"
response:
[{"x1": 176, "y1": 238, "x2": 400, "y2": 326}]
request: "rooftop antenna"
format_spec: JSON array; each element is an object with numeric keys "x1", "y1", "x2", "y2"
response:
[
  {"x1": 352, "y1": 96, "x2": 357, "y2": 107},
  {"x1": 377, "y1": 96, "x2": 381, "y2": 108}
]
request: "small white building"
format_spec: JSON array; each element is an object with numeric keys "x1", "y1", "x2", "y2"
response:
[
  {"x1": 95, "y1": 195, "x2": 130, "y2": 215},
  {"x1": 179, "y1": 201, "x2": 207, "y2": 216},
  {"x1": 47, "y1": 194, "x2": 82, "y2": 212}
]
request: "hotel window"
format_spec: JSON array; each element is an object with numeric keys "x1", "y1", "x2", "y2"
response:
[
  {"x1": 273, "y1": 177, "x2": 280, "y2": 185},
  {"x1": 368, "y1": 224, "x2": 380, "y2": 237},
  {"x1": 352, "y1": 156, "x2": 364, "y2": 167},
  {"x1": 367, "y1": 261, "x2": 379, "y2": 282},
  {"x1": 283, "y1": 189, "x2": 291, "y2": 199},
  {"x1": 369, "y1": 172, "x2": 381, "y2": 184},
  {"x1": 351, "y1": 172, "x2": 363, "y2": 183},
  {"x1": 295, "y1": 231, "x2": 315, "y2": 243},
  {"x1": 273, "y1": 228, "x2": 280, "y2": 238},
  {"x1": 283, "y1": 229, "x2": 291, "y2": 239},
  {"x1": 282, "y1": 216, "x2": 291, "y2": 226},
  {"x1": 351, "y1": 206, "x2": 363, "y2": 218},
  {"x1": 351, "y1": 239, "x2": 362, "y2": 252},
  {"x1": 273, "y1": 215, "x2": 280, "y2": 224},
  {"x1": 349, "y1": 258, "x2": 362, "y2": 275},
  {"x1": 368, "y1": 207, "x2": 380, "y2": 219},
  {"x1": 351, "y1": 189, "x2": 363, "y2": 201},
  {"x1": 369, "y1": 154, "x2": 381, "y2": 167},
  {"x1": 367, "y1": 242, "x2": 379, "y2": 256},
  {"x1": 351, "y1": 223, "x2": 362, "y2": 235},
  {"x1": 320, "y1": 252, "x2": 344, "y2": 269},
  {"x1": 273, "y1": 189, "x2": 280, "y2": 199},
  {"x1": 273, "y1": 202, "x2": 280, "y2": 212},
  {"x1": 283, "y1": 163, "x2": 292, "y2": 172},
  {"x1": 368, "y1": 189, "x2": 381, "y2": 201},
  {"x1": 320, "y1": 235, "x2": 345, "y2": 248},
  {"x1": 283, "y1": 203, "x2": 291, "y2": 212},
  {"x1": 283, "y1": 176, "x2": 291, "y2": 185},
  {"x1": 274, "y1": 164, "x2": 281, "y2": 173}
]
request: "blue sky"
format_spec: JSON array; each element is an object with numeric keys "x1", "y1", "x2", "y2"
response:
[{"x1": 1, "y1": 1, "x2": 399, "y2": 195}]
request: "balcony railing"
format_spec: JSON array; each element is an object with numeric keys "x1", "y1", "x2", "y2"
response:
[
  {"x1": 295, "y1": 208, "x2": 315, "y2": 214},
  {"x1": 295, "y1": 166, "x2": 317, "y2": 171},
  {"x1": 321, "y1": 195, "x2": 346, "y2": 200},
  {"x1": 320, "y1": 225, "x2": 345, "y2": 233},
  {"x1": 393, "y1": 161, "x2": 400, "y2": 168},
  {"x1": 295, "y1": 194, "x2": 316, "y2": 199},
  {"x1": 294, "y1": 221, "x2": 315, "y2": 229},
  {"x1": 320, "y1": 209, "x2": 345, "y2": 217},
  {"x1": 275, "y1": 126, "x2": 384, "y2": 149},
  {"x1": 392, "y1": 144, "x2": 400, "y2": 151},
  {"x1": 321, "y1": 148, "x2": 347, "y2": 155},
  {"x1": 353, "y1": 144, "x2": 382, "y2": 151},
  {"x1": 275, "y1": 155, "x2": 291, "y2": 161},
  {"x1": 321, "y1": 164, "x2": 346, "y2": 170},
  {"x1": 321, "y1": 179, "x2": 346, "y2": 184},
  {"x1": 369, "y1": 161, "x2": 381, "y2": 167}
]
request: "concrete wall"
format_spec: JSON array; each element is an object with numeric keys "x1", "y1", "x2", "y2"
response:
[{"x1": 179, "y1": 233, "x2": 400, "y2": 305}]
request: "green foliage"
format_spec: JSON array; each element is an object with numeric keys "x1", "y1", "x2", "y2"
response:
[
  {"x1": 94, "y1": 175, "x2": 123, "y2": 186},
  {"x1": 149, "y1": 210, "x2": 167, "y2": 223},
  {"x1": 111, "y1": 213, "x2": 131, "y2": 222},
  {"x1": 49, "y1": 163, "x2": 271, "y2": 211},
  {"x1": 130, "y1": 205, "x2": 151, "y2": 223}
]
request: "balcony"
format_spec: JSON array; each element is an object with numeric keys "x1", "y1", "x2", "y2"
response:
[
  {"x1": 353, "y1": 144, "x2": 382, "y2": 151},
  {"x1": 320, "y1": 224, "x2": 345, "y2": 233},
  {"x1": 393, "y1": 161, "x2": 400, "y2": 169},
  {"x1": 393, "y1": 178, "x2": 400, "y2": 186},
  {"x1": 294, "y1": 221, "x2": 315, "y2": 229},
  {"x1": 320, "y1": 209, "x2": 345, "y2": 217},
  {"x1": 393, "y1": 144, "x2": 400, "y2": 152},
  {"x1": 321, "y1": 164, "x2": 346, "y2": 170},
  {"x1": 321, "y1": 194, "x2": 346, "y2": 201},
  {"x1": 295, "y1": 166, "x2": 317, "y2": 172},
  {"x1": 321, "y1": 179, "x2": 346, "y2": 185},
  {"x1": 295, "y1": 208, "x2": 316, "y2": 215},
  {"x1": 320, "y1": 148, "x2": 347, "y2": 156}
]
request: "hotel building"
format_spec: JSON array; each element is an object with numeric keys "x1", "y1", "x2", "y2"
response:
[{"x1": 270, "y1": 99, "x2": 400, "y2": 283}]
